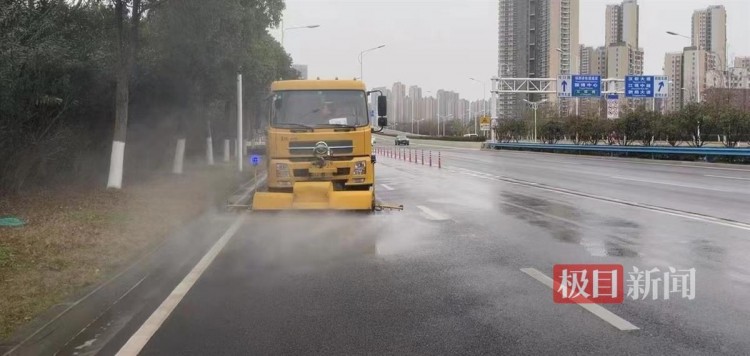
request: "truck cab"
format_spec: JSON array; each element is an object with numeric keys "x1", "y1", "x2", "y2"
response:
[{"x1": 252, "y1": 79, "x2": 387, "y2": 211}]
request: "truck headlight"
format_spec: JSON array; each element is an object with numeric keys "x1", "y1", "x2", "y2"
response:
[
  {"x1": 276, "y1": 163, "x2": 290, "y2": 178},
  {"x1": 353, "y1": 161, "x2": 366, "y2": 175}
]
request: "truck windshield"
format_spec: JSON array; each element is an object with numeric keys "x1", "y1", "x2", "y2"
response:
[{"x1": 271, "y1": 90, "x2": 369, "y2": 128}]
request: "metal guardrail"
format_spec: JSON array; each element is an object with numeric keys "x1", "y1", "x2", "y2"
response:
[{"x1": 485, "y1": 143, "x2": 750, "y2": 157}]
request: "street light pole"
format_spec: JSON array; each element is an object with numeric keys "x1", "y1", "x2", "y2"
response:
[
  {"x1": 358, "y1": 45, "x2": 385, "y2": 82},
  {"x1": 281, "y1": 23, "x2": 320, "y2": 47},
  {"x1": 524, "y1": 99, "x2": 547, "y2": 143},
  {"x1": 469, "y1": 77, "x2": 487, "y2": 135}
]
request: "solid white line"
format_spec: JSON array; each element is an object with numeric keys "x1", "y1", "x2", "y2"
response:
[
  {"x1": 704, "y1": 174, "x2": 750, "y2": 181},
  {"x1": 492, "y1": 149, "x2": 750, "y2": 173},
  {"x1": 611, "y1": 176, "x2": 737, "y2": 193},
  {"x1": 381, "y1": 184, "x2": 395, "y2": 191},
  {"x1": 416, "y1": 205, "x2": 450, "y2": 221},
  {"x1": 520, "y1": 268, "x2": 639, "y2": 331},
  {"x1": 115, "y1": 216, "x2": 245, "y2": 356},
  {"x1": 449, "y1": 167, "x2": 750, "y2": 232}
]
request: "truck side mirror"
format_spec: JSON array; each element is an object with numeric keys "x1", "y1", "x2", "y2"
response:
[
  {"x1": 378, "y1": 117, "x2": 388, "y2": 127},
  {"x1": 377, "y1": 96, "x2": 387, "y2": 117}
]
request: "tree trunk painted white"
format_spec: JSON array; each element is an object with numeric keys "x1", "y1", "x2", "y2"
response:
[
  {"x1": 206, "y1": 137, "x2": 214, "y2": 165},
  {"x1": 106, "y1": 140, "x2": 125, "y2": 189},
  {"x1": 223, "y1": 139, "x2": 230, "y2": 162},
  {"x1": 237, "y1": 73, "x2": 243, "y2": 172},
  {"x1": 173, "y1": 138, "x2": 186, "y2": 174}
]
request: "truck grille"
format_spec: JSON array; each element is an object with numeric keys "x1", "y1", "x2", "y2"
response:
[{"x1": 289, "y1": 140, "x2": 354, "y2": 155}]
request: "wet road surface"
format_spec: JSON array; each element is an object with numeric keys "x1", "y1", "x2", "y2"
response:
[{"x1": 55, "y1": 144, "x2": 750, "y2": 355}]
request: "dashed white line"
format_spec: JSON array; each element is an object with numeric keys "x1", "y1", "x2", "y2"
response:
[
  {"x1": 115, "y1": 215, "x2": 245, "y2": 356},
  {"x1": 520, "y1": 268, "x2": 639, "y2": 331},
  {"x1": 704, "y1": 174, "x2": 750, "y2": 181},
  {"x1": 381, "y1": 184, "x2": 395, "y2": 191},
  {"x1": 416, "y1": 205, "x2": 450, "y2": 221}
]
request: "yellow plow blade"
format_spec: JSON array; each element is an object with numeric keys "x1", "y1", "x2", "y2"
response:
[{"x1": 252, "y1": 182, "x2": 373, "y2": 211}]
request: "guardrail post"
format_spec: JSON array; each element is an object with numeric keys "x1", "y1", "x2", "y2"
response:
[
  {"x1": 429, "y1": 151, "x2": 432, "y2": 167},
  {"x1": 438, "y1": 151, "x2": 441, "y2": 169},
  {"x1": 422, "y1": 150, "x2": 424, "y2": 165},
  {"x1": 409, "y1": 149, "x2": 412, "y2": 162}
]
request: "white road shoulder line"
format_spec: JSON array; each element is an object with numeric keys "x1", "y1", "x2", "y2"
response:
[
  {"x1": 416, "y1": 205, "x2": 450, "y2": 221},
  {"x1": 520, "y1": 268, "x2": 639, "y2": 331},
  {"x1": 380, "y1": 184, "x2": 395, "y2": 191},
  {"x1": 453, "y1": 167, "x2": 750, "y2": 232},
  {"x1": 610, "y1": 176, "x2": 736, "y2": 193},
  {"x1": 704, "y1": 174, "x2": 750, "y2": 181},
  {"x1": 115, "y1": 216, "x2": 245, "y2": 356}
]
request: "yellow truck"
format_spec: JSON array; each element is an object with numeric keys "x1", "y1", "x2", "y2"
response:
[{"x1": 252, "y1": 79, "x2": 388, "y2": 211}]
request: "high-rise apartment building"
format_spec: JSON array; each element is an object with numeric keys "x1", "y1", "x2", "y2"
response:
[
  {"x1": 497, "y1": 0, "x2": 580, "y2": 119},
  {"x1": 604, "y1": 0, "x2": 642, "y2": 79},
  {"x1": 594, "y1": 46, "x2": 607, "y2": 77},
  {"x1": 605, "y1": 0, "x2": 638, "y2": 48},
  {"x1": 580, "y1": 45, "x2": 593, "y2": 74},
  {"x1": 663, "y1": 52, "x2": 683, "y2": 111},
  {"x1": 408, "y1": 85, "x2": 423, "y2": 124},
  {"x1": 391, "y1": 82, "x2": 407, "y2": 125},
  {"x1": 682, "y1": 47, "x2": 710, "y2": 104},
  {"x1": 692, "y1": 5, "x2": 727, "y2": 70}
]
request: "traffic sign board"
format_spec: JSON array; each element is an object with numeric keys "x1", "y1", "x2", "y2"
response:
[
  {"x1": 654, "y1": 76, "x2": 668, "y2": 98},
  {"x1": 606, "y1": 94, "x2": 619, "y2": 119},
  {"x1": 625, "y1": 76, "x2": 668, "y2": 98},
  {"x1": 558, "y1": 75, "x2": 601, "y2": 97},
  {"x1": 557, "y1": 75, "x2": 572, "y2": 97},
  {"x1": 480, "y1": 116, "x2": 491, "y2": 131},
  {"x1": 250, "y1": 155, "x2": 261, "y2": 166}
]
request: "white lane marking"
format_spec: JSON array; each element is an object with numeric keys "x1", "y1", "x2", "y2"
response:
[
  {"x1": 520, "y1": 268, "x2": 639, "y2": 331},
  {"x1": 116, "y1": 216, "x2": 245, "y2": 356},
  {"x1": 610, "y1": 176, "x2": 738, "y2": 193},
  {"x1": 704, "y1": 174, "x2": 750, "y2": 181},
  {"x1": 381, "y1": 184, "x2": 395, "y2": 191},
  {"x1": 454, "y1": 167, "x2": 750, "y2": 232},
  {"x1": 493, "y1": 149, "x2": 750, "y2": 173},
  {"x1": 416, "y1": 205, "x2": 450, "y2": 221}
]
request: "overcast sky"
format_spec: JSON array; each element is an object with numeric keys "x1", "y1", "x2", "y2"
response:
[{"x1": 273, "y1": 0, "x2": 750, "y2": 101}]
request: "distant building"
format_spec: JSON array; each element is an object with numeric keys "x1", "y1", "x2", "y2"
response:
[
  {"x1": 580, "y1": 45, "x2": 593, "y2": 74},
  {"x1": 497, "y1": 0, "x2": 581, "y2": 119},
  {"x1": 391, "y1": 82, "x2": 407, "y2": 126},
  {"x1": 692, "y1": 5, "x2": 727, "y2": 70},
  {"x1": 663, "y1": 52, "x2": 683, "y2": 111},
  {"x1": 408, "y1": 85, "x2": 423, "y2": 125},
  {"x1": 682, "y1": 47, "x2": 710, "y2": 105},
  {"x1": 594, "y1": 46, "x2": 608, "y2": 77},
  {"x1": 291, "y1": 64, "x2": 308, "y2": 80},
  {"x1": 604, "y1": 0, "x2": 643, "y2": 79},
  {"x1": 734, "y1": 56, "x2": 750, "y2": 69}
]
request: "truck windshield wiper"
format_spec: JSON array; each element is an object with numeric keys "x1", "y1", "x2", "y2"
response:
[
  {"x1": 315, "y1": 123, "x2": 357, "y2": 129},
  {"x1": 276, "y1": 123, "x2": 315, "y2": 130}
]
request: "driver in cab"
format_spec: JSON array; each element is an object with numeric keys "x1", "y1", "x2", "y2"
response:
[{"x1": 319, "y1": 100, "x2": 350, "y2": 125}]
